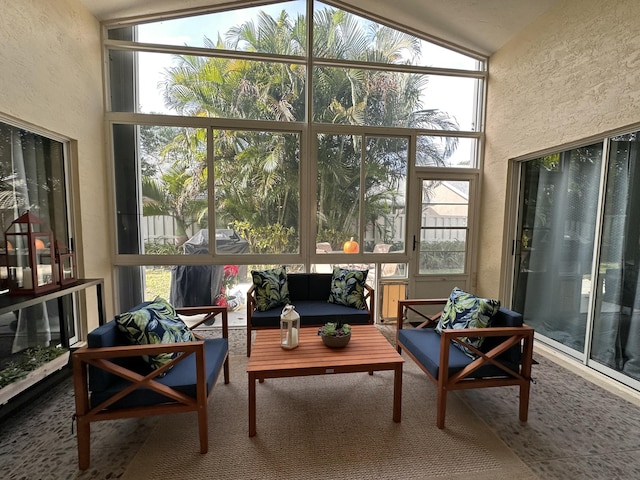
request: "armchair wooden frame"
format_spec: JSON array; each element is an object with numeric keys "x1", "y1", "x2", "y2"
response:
[
  {"x1": 72, "y1": 306, "x2": 230, "y2": 470},
  {"x1": 396, "y1": 299, "x2": 534, "y2": 429}
]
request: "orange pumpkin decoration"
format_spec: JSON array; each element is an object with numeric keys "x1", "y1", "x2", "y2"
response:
[{"x1": 343, "y1": 237, "x2": 359, "y2": 254}]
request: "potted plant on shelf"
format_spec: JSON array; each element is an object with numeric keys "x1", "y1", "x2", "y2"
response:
[{"x1": 318, "y1": 321, "x2": 352, "y2": 348}]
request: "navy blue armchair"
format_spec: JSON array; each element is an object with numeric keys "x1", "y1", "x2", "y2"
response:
[
  {"x1": 72, "y1": 305, "x2": 229, "y2": 470},
  {"x1": 396, "y1": 298, "x2": 534, "y2": 429}
]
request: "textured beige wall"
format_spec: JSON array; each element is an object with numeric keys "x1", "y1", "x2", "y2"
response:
[
  {"x1": 479, "y1": 0, "x2": 640, "y2": 298},
  {"x1": 0, "y1": 0, "x2": 114, "y2": 327}
]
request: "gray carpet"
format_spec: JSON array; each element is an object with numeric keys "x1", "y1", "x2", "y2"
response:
[{"x1": 1, "y1": 325, "x2": 640, "y2": 479}]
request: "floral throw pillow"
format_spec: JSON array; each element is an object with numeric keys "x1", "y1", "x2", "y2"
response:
[
  {"x1": 435, "y1": 287, "x2": 500, "y2": 358},
  {"x1": 116, "y1": 296, "x2": 195, "y2": 370},
  {"x1": 327, "y1": 266, "x2": 368, "y2": 310},
  {"x1": 251, "y1": 266, "x2": 290, "y2": 312}
]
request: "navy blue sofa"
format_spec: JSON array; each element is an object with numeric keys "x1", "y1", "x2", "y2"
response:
[
  {"x1": 72, "y1": 306, "x2": 229, "y2": 470},
  {"x1": 396, "y1": 299, "x2": 534, "y2": 429},
  {"x1": 246, "y1": 273, "x2": 374, "y2": 356}
]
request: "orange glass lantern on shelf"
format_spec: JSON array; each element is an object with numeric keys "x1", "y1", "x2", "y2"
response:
[
  {"x1": 343, "y1": 237, "x2": 359, "y2": 254},
  {"x1": 3, "y1": 211, "x2": 58, "y2": 295}
]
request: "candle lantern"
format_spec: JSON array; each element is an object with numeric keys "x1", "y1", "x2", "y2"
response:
[
  {"x1": 280, "y1": 304, "x2": 300, "y2": 349},
  {"x1": 4, "y1": 211, "x2": 58, "y2": 295},
  {"x1": 55, "y1": 240, "x2": 77, "y2": 285}
]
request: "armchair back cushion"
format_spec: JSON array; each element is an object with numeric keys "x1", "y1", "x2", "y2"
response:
[
  {"x1": 87, "y1": 321, "x2": 151, "y2": 393},
  {"x1": 480, "y1": 306, "x2": 524, "y2": 365}
]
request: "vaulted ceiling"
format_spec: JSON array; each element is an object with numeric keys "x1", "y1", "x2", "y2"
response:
[{"x1": 79, "y1": 0, "x2": 559, "y2": 56}]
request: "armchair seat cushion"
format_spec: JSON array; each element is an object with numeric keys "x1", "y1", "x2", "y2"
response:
[
  {"x1": 249, "y1": 300, "x2": 371, "y2": 328},
  {"x1": 90, "y1": 337, "x2": 228, "y2": 410},
  {"x1": 398, "y1": 328, "x2": 518, "y2": 380}
]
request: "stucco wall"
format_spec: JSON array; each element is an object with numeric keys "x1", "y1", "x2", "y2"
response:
[
  {"x1": 0, "y1": 0, "x2": 114, "y2": 328},
  {"x1": 479, "y1": 0, "x2": 640, "y2": 298}
]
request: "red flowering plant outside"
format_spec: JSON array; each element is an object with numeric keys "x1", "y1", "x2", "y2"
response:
[{"x1": 215, "y1": 264, "x2": 239, "y2": 308}]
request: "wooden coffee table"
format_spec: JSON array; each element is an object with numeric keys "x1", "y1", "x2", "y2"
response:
[{"x1": 247, "y1": 325, "x2": 404, "y2": 437}]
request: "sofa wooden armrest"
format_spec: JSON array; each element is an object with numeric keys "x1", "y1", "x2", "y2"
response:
[
  {"x1": 396, "y1": 298, "x2": 534, "y2": 429},
  {"x1": 72, "y1": 306, "x2": 229, "y2": 470}
]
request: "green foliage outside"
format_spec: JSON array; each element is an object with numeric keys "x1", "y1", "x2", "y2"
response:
[
  {"x1": 144, "y1": 243, "x2": 181, "y2": 255},
  {"x1": 420, "y1": 240, "x2": 465, "y2": 273},
  {"x1": 145, "y1": 268, "x2": 172, "y2": 300},
  {"x1": 139, "y1": 6, "x2": 459, "y2": 254},
  {"x1": 231, "y1": 221, "x2": 297, "y2": 254}
]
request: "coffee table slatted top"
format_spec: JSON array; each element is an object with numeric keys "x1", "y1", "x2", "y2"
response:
[{"x1": 247, "y1": 325, "x2": 403, "y2": 375}]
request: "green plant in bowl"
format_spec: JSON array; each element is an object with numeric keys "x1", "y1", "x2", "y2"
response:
[{"x1": 318, "y1": 322, "x2": 351, "y2": 347}]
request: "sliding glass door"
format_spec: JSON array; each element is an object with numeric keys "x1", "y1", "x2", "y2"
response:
[
  {"x1": 513, "y1": 131, "x2": 640, "y2": 388},
  {"x1": 592, "y1": 133, "x2": 640, "y2": 382},
  {"x1": 513, "y1": 144, "x2": 603, "y2": 356}
]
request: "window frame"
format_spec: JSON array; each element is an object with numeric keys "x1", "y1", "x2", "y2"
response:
[{"x1": 102, "y1": 0, "x2": 487, "y2": 309}]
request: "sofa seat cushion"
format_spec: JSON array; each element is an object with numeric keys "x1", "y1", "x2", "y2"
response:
[
  {"x1": 250, "y1": 300, "x2": 371, "y2": 328},
  {"x1": 90, "y1": 337, "x2": 228, "y2": 409},
  {"x1": 398, "y1": 328, "x2": 518, "y2": 380}
]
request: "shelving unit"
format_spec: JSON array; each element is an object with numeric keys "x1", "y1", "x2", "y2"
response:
[{"x1": 0, "y1": 278, "x2": 105, "y2": 406}]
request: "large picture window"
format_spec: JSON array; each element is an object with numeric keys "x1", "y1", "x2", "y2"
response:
[{"x1": 105, "y1": 0, "x2": 486, "y2": 309}]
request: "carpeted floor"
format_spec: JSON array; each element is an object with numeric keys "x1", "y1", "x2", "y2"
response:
[
  {"x1": 121, "y1": 355, "x2": 535, "y2": 480},
  {"x1": 1, "y1": 324, "x2": 640, "y2": 479}
]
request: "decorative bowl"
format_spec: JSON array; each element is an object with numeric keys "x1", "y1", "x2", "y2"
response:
[{"x1": 320, "y1": 332, "x2": 351, "y2": 348}]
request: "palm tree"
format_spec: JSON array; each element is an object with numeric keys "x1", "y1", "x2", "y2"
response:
[
  {"x1": 152, "y1": 5, "x2": 460, "y2": 250},
  {"x1": 312, "y1": 8, "x2": 459, "y2": 243},
  {"x1": 140, "y1": 126, "x2": 208, "y2": 246}
]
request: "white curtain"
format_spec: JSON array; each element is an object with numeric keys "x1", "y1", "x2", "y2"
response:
[{"x1": 6, "y1": 127, "x2": 51, "y2": 352}]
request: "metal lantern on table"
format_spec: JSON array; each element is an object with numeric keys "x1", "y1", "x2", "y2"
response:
[
  {"x1": 4, "y1": 211, "x2": 58, "y2": 295},
  {"x1": 280, "y1": 304, "x2": 300, "y2": 349}
]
